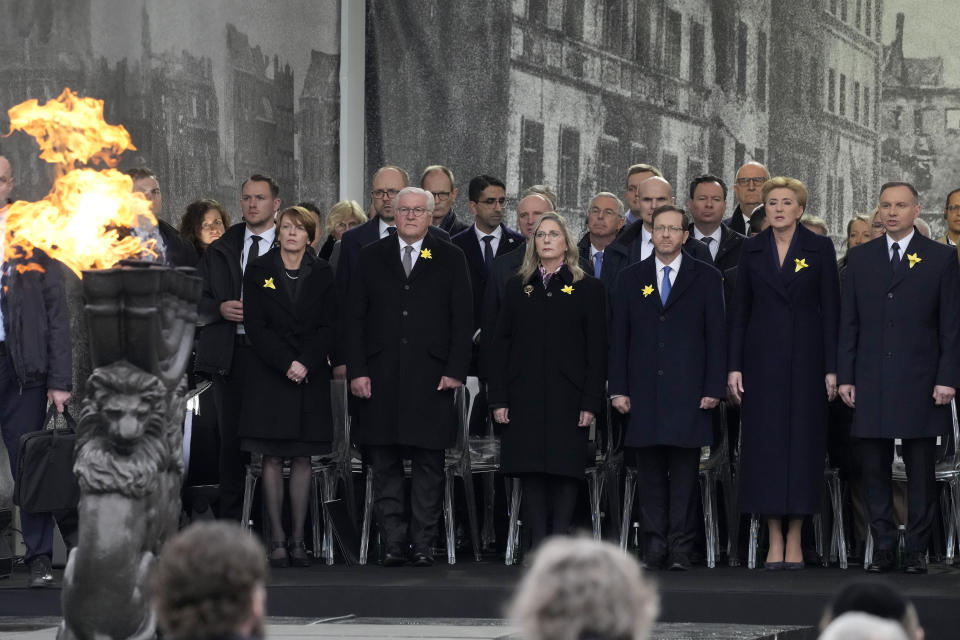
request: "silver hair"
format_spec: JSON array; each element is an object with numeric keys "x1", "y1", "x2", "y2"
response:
[
  {"x1": 392, "y1": 186, "x2": 436, "y2": 213},
  {"x1": 508, "y1": 537, "x2": 659, "y2": 640},
  {"x1": 915, "y1": 217, "x2": 931, "y2": 238},
  {"x1": 590, "y1": 191, "x2": 625, "y2": 217},
  {"x1": 819, "y1": 612, "x2": 910, "y2": 640}
]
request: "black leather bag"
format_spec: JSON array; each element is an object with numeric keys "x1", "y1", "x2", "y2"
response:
[{"x1": 14, "y1": 405, "x2": 79, "y2": 513}]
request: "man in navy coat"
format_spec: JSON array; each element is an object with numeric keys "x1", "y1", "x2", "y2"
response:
[
  {"x1": 839, "y1": 181, "x2": 960, "y2": 574},
  {"x1": 609, "y1": 205, "x2": 726, "y2": 571}
]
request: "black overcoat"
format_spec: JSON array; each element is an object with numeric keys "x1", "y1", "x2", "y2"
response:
[
  {"x1": 838, "y1": 232, "x2": 960, "y2": 438},
  {"x1": 239, "y1": 249, "x2": 337, "y2": 443},
  {"x1": 728, "y1": 224, "x2": 840, "y2": 514},
  {"x1": 487, "y1": 266, "x2": 607, "y2": 478},
  {"x1": 345, "y1": 233, "x2": 473, "y2": 450},
  {"x1": 609, "y1": 252, "x2": 726, "y2": 448}
]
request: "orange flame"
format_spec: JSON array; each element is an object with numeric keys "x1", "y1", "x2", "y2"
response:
[{"x1": 4, "y1": 88, "x2": 156, "y2": 277}]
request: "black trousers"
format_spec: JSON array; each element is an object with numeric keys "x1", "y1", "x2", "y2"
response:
[
  {"x1": 212, "y1": 343, "x2": 254, "y2": 521},
  {"x1": 857, "y1": 437, "x2": 936, "y2": 553},
  {"x1": 630, "y1": 445, "x2": 700, "y2": 556},
  {"x1": 367, "y1": 445, "x2": 444, "y2": 554},
  {"x1": 520, "y1": 474, "x2": 579, "y2": 549}
]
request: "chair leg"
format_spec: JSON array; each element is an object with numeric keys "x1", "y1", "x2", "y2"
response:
[
  {"x1": 830, "y1": 476, "x2": 848, "y2": 569},
  {"x1": 720, "y1": 464, "x2": 741, "y2": 567},
  {"x1": 481, "y1": 472, "x2": 496, "y2": 550},
  {"x1": 864, "y1": 528, "x2": 874, "y2": 570},
  {"x1": 605, "y1": 463, "x2": 622, "y2": 540},
  {"x1": 747, "y1": 514, "x2": 759, "y2": 569},
  {"x1": 813, "y1": 513, "x2": 825, "y2": 567},
  {"x1": 699, "y1": 471, "x2": 716, "y2": 569},
  {"x1": 443, "y1": 467, "x2": 456, "y2": 565},
  {"x1": 241, "y1": 468, "x2": 257, "y2": 531},
  {"x1": 359, "y1": 467, "x2": 374, "y2": 565},
  {"x1": 309, "y1": 472, "x2": 323, "y2": 562},
  {"x1": 505, "y1": 479, "x2": 522, "y2": 566},
  {"x1": 321, "y1": 470, "x2": 336, "y2": 565},
  {"x1": 619, "y1": 468, "x2": 637, "y2": 552},
  {"x1": 461, "y1": 470, "x2": 483, "y2": 562},
  {"x1": 586, "y1": 470, "x2": 603, "y2": 541}
]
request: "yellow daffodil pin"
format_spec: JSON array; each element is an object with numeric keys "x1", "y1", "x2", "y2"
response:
[
  {"x1": 794, "y1": 258, "x2": 809, "y2": 273},
  {"x1": 642, "y1": 284, "x2": 655, "y2": 297},
  {"x1": 907, "y1": 252, "x2": 922, "y2": 269},
  {"x1": 263, "y1": 277, "x2": 276, "y2": 290},
  {"x1": 561, "y1": 284, "x2": 574, "y2": 295},
  {"x1": 420, "y1": 248, "x2": 432, "y2": 259}
]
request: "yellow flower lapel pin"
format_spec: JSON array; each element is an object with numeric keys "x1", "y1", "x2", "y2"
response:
[
  {"x1": 794, "y1": 258, "x2": 809, "y2": 273},
  {"x1": 642, "y1": 284, "x2": 655, "y2": 297},
  {"x1": 907, "y1": 252, "x2": 922, "y2": 269},
  {"x1": 420, "y1": 248, "x2": 432, "y2": 259},
  {"x1": 263, "y1": 277, "x2": 276, "y2": 290},
  {"x1": 561, "y1": 284, "x2": 574, "y2": 295}
]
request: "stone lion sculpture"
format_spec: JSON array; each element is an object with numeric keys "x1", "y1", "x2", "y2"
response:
[{"x1": 59, "y1": 360, "x2": 185, "y2": 640}]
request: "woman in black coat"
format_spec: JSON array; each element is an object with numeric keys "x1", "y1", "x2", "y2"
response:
[
  {"x1": 488, "y1": 212, "x2": 607, "y2": 549},
  {"x1": 727, "y1": 177, "x2": 840, "y2": 570},
  {"x1": 240, "y1": 206, "x2": 338, "y2": 568}
]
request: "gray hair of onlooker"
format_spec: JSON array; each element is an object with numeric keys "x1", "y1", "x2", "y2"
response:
[
  {"x1": 508, "y1": 537, "x2": 659, "y2": 640},
  {"x1": 523, "y1": 184, "x2": 557, "y2": 210},
  {"x1": 801, "y1": 213, "x2": 829, "y2": 235},
  {"x1": 914, "y1": 217, "x2": 931, "y2": 238},
  {"x1": 819, "y1": 612, "x2": 910, "y2": 640},
  {"x1": 391, "y1": 186, "x2": 436, "y2": 213},
  {"x1": 590, "y1": 192, "x2": 625, "y2": 218}
]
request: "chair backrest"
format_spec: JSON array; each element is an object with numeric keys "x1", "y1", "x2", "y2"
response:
[
  {"x1": 701, "y1": 401, "x2": 729, "y2": 466},
  {"x1": 893, "y1": 398, "x2": 959, "y2": 469},
  {"x1": 448, "y1": 385, "x2": 469, "y2": 461},
  {"x1": 330, "y1": 379, "x2": 350, "y2": 466}
]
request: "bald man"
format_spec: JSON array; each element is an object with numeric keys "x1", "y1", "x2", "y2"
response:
[{"x1": 725, "y1": 162, "x2": 770, "y2": 235}]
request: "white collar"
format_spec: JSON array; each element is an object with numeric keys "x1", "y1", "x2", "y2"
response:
[
  {"x1": 641, "y1": 225, "x2": 653, "y2": 243},
  {"x1": 694, "y1": 225, "x2": 722, "y2": 243},
  {"x1": 379, "y1": 218, "x2": 396, "y2": 237},
  {"x1": 244, "y1": 225, "x2": 275, "y2": 244},
  {"x1": 654, "y1": 252, "x2": 682, "y2": 273},
  {"x1": 887, "y1": 228, "x2": 915, "y2": 253},
  {"x1": 400, "y1": 236, "x2": 425, "y2": 252},
  {"x1": 474, "y1": 224, "x2": 502, "y2": 242}
]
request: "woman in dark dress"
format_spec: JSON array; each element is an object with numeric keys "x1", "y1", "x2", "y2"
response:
[
  {"x1": 488, "y1": 212, "x2": 607, "y2": 550},
  {"x1": 727, "y1": 177, "x2": 840, "y2": 570},
  {"x1": 178, "y1": 199, "x2": 230, "y2": 258},
  {"x1": 240, "y1": 206, "x2": 338, "y2": 567}
]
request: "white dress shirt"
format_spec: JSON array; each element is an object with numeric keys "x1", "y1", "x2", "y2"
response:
[
  {"x1": 399, "y1": 236, "x2": 425, "y2": 270},
  {"x1": 887, "y1": 229, "x2": 915, "y2": 261},
  {"x1": 474, "y1": 224, "x2": 502, "y2": 256},
  {"x1": 639, "y1": 226, "x2": 655, "y2": 261},
  {"x1": 693, "y1": 226, "x2": 722, "y2": 261},
  {"x1": 379, "y1": 218, "x2": 396, "y2": 239},
  {"x1": 655, "y1": 253, "x2": 682, "y2": 294}
]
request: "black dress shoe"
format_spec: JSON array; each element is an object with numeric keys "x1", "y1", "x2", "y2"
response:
[
  {"x1": 904, "y1": 552, "x2": 927, "y2": 574},
  {"x1": 28, "y1": 556, "x2": 55, "y2": 588},
  {"x1": 644, "y1": 552, "x2": 666, "y2": 570},
  {"x1": 866, "y1": 549, "x2": 895, "y2": 573},
  {"x1": 382, "y1": 552, "x2": 408, "y2": 567},
  {"x1": 667, "y1": 553, "x2": 691, "y2": 571},
  {"x1": 411, "y1": 551, "x2": 434, "y2": 567}
]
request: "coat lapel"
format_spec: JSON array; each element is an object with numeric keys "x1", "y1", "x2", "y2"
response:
[
  {"x1": 662, "y1": 252, "x2": 695, "y2": 311},
  {"x1": 751, "y1": 228, "x2": 790, "y2": 301},
  {"x1": 406, "y1": 234, "x2": 434, "y2": 283},
  {"x1": 496, "y1": 224, "x2": 521, "y2": 257},
  {"x1": 781, "y1": 225, "x2": 816, "y2": 289},
  {"x1": 379, "y1": 235, "x2": 408, "y2": 283},
  {"x1": 889, "y1": 232, "x2": 921, "y2": 291},
  {"x1": 632, "y1": 257, "x2": 662, "y2": 310}
]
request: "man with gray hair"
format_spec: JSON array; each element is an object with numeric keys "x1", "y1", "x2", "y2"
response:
[
  {"x1": 346, "y1": 186, "x2": 473, "y2": 566},
  {"x1": 509, "y1": 537, "x2": 659, "y2": 640},
  {"x1": 725, "y1": 161, "x2": 770, "y2": 235},
  {"x1": 421, "y1": 164, "x2": 468, "y2": 236},
  {"x1": 819, "y1": 613, "x2": 909, "y2": 640},
  {"x1": 578, "y1": 192, "x2": 624, "y2": 280}
]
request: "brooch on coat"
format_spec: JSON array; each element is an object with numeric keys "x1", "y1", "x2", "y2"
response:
[
  {"x1": 794, "y1": 258, "x2": 809, "y2": 273},
  {"x1": 907, "y1": 252, "x2": 922, "y2": 269},
  {"x1": 523, "y1": 284, "x2": 534, "y2": 297},
  {"x1": 642, "y1": 284, "x2": 654, "y2": 297},
  {"x1": 420, "y1": 249, "x2": 432, "y2": 259},
  {"x1": 561, "y1": 285, "x2": 574, "y2": 295},
  {"x1": 263, "y1": 277, "x2": 276, "y2": 289}
]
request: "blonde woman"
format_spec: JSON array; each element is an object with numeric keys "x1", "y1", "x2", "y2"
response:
[
  {"x1": 319, "y1": 199, "x2": 367, "y2": 261},
  {"x1": 488, "y1": 212, "x2": 607, "y2": 550}
]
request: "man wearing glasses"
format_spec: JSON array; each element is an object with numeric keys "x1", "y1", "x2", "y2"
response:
[
  {"x1": 725, "y1": 162, "x2": 770, "y2": 236},
  {"x1": 578, "y1": 192, "x2": 625, "y2": 279},
  {"x1": 346, "y1": 187, "x2": 472, "y2": 566},
  {"x1": 421, "y1": 165, "x2": 468, "y2": 236},
  {"x1": 938, "y1": 188, "x2": 960, "y2": 262}
]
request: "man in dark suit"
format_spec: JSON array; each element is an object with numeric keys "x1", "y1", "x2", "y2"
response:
[
  {"x1": 128, "y1": 167, "x2": 198, "y2": 268},
  {"x1": 599, "y1": 177, "x2": 712, "y2": 292},
  {"x1": 724, "y1": 162, "x2": 769, "y2": 235},
  {"x1": 688, "y1": 175, "x2": 744, "y2": 274},
  {"x1": 839, "y1": 181, "x2": 960, "y2": 574},
  {"x1": 422, "y1": 165, "x2": 468, "y2": 236},
  {"x1": 577, "y1": 192, "x2": 625, "y2": 278},
  {"x1": 609, "y1": 205, "x2": 726, "y2": 571},
  {"x1": 451, "y1": 175, "x2": 523, "y2": 361},
  {"x1": 346, "y1": 187, "x2": 473, "y2": 566},
  {"x1": 623, "y1": 163, "x2": 663, "y2": 229}
]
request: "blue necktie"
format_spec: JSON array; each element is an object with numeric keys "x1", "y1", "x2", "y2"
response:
[
  {"x1": 482, "y1": 235, "x2": 495, "y2": 271},
  {"x1": 593, "y1": 251, "x2": 603, "y2": 278},
  {"x1": 661, "y1": 265, "x2": 672, "y2": 305}
]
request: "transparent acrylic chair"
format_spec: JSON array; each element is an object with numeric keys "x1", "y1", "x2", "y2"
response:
[
  {"x1": 863, "y1": 398, "x2": 960, "y2": 567},
  {"x1": 358, "y1": 385, "x2": 498, "y2": 564},
  {"x1": 240, "y1": 379, "x2": 352, "y2": 565},
  {"x1": 617, "y1": 401, "x2": 737, "y2": 568}
]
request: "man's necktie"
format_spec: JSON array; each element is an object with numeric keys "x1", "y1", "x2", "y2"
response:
[
  {"x1": 482, "y1": 235, "x2": 495, "y2": 271},
  {"x1": 247, "y1": 235, "x2": 262, "y2": 270},
  {"x1": 661, "y1": 265, "x2": 672, "y2": 305},
  {"x1": 594, "y1": 251, "x2": 603, "y2": 278},
  {"x1": 387, "y1": 226, "x2": 397, "y2": 237},
  {"x1": 702, "y1": 236, "x2": 715, "y2": 260},
  {"x1": 402, "y1": 245, "x2": 414, "y2": 277},
  {"x1": 891, "y1": 242, "x2": 901, "y2": 273}
]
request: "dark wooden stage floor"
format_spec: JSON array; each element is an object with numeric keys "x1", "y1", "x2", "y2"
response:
[{"x1": 2, "y1": 559, "x2": 959, "y2": 638}]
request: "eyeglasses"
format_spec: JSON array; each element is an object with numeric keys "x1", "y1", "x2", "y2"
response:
[
  {"x1": 201, "y1": 220, "x2": 225, "y2": 231},
  {"x1": 589, "y1": 207, "x2": 620, "y2": 217},
  {"x1": 735, "y1": 177, "x2": 766, "y2": 186},
  {"x1": 534, "y1": 230, "x2": 562, "y2": 240},
  {"x1": 947, "y1": 205, "x2": 960, "y2": 213},
  {"x1": 396, "y1": 206, "x2": 429, "y2": 217},
  {"x1": 475, "y1": 197, "x2": 506, "y2": 206},
  {"x1": 430, "y1": 191, "x2": 452, "y2": 201},
  {"x1": 371, "y1": 189, "x2": 400, "y2": 200},
  {"x1": 653, "y1": 225, "x2": 684, "y2": 234}
]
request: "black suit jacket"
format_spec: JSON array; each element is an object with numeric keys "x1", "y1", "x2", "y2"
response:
[
  {"x1": 345, "y1": 233, "x2": 473, "y2": 449},
  {"x1": 724, "y1": 205, "x2": 750, "y2": 236},
  {"x1": 159, "y1": 219, "x2": 199, "y2": 268},
  {"x1": 437, "y1": 210, "x2": 469, "y2": 236},
  {"x1": 609, "y1": 252, "x2": 726, "y2": 448},
  {"x1": 598, "y1": 222, "x2": 712, "y2": 293},
  {"x1": 452, "y1": 223, "x2": 524, "y2": 332},
  {"x1": 839, "y1": 232, "x2": 960, "y2": 438}
]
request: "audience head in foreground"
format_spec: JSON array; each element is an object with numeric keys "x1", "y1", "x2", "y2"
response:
[
  {"x1": 509, "y1": 537, "x2": 659, "y2": 640},
  {"x1": 819, "y1": 613, "x2": 909, "y2": 640},
  {"x1": 820, "y1": 581, "x2": 923, "y2": 640},
  {"x1": 153, "y1": 522, "x2": 268, "y2": 640}
]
